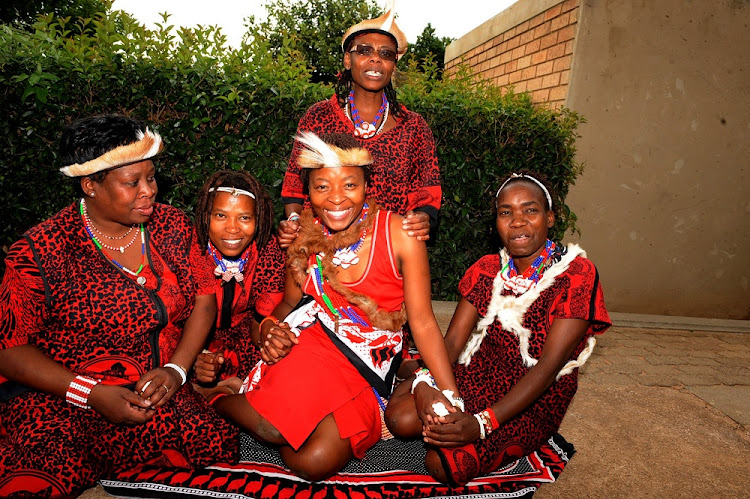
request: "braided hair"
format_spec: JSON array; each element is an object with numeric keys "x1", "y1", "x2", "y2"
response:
[
  {"x1": 336, "y1": 36, "x2": 404, "y2": 119},
  {"x1": 195, "y1": 170, "x2": 274, "y2": 253}
]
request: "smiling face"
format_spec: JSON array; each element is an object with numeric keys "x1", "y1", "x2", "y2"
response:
[
  {"x1": 308, "y1": 166, "x2": 367, "y2": 233},
  {"x1": 208, "y1": 191, "x2": 257, "y2": 258},
  {"x1": 343, "y1": 32, "x2": 397, "y2": 93},
  {"x1": 82, "y1": 159, "x2": 157, "y2": 227},
  {"x1": 496, "y1": 181, "x2": 555, "y2": 273}
]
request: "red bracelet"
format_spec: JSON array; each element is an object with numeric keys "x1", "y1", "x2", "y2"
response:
[
  {"x1": 66, "y1": 375, "x2": 99, "y2": 409},
  {"x1": 484, "y1": 408, "x2": 500, "y2": 431}
]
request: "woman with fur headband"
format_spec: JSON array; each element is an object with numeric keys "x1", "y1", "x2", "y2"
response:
[
  {"x1": 198, "y1": 132, "x2": 459, "y2": 481},
  {"x1": 385, "y1": 171, "x2": 611, "y2": 485}
]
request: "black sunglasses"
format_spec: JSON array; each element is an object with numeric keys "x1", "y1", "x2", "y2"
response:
[{"x1": 349, "y1": 44, "x2": 398, "y2": 62}]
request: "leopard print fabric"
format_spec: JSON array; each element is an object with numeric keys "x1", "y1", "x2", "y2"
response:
[
  {"x1": 0, "y1": 202, "x2": 237, "y2": 497},
  {"x1": 281, "y1": 96, "x2": 441, "y2": 222},
  {"x1": 455, "y1": 253, "x2": 610, "y2": 473},
  {"x1": 206, "y1": 235, "x2": 285, "y2": 380}
]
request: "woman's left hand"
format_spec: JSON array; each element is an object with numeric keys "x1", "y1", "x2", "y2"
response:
[
  {"x1": 422, "y1": 411, "x2": 481, "y2": 447},
  {"x1": 134, "y1": 367, "x2": 181, "y2": 409},
  {"x1": 413, "y1": 382, "x2": 458, "y2": 426},
  {"x1": 402, "y1": 210, "x2": 431, "y2": 241}
]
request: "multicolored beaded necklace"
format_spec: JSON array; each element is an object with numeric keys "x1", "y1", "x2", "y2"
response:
[
  {"x1": 318, "y1": 203, "x2": 370, "y2": 269},
  {"x1": 311, "y1": 254, "x2": 369, "y2": 327},
  {"x1": 348, "y1": 90, "x2": 388, "y2": 139},
  {"x1": 80, "y1": 198, "x2": 147, "y2": 285},
  {"x1": 501, "y1": 239, "x2": 555, "y2": 295},
  {"x1": 80, "y1": 198, "x2": 139, "y2": 253},
  {"x1": 207, "y1": 241, "x2": 252, "y2": 282}
]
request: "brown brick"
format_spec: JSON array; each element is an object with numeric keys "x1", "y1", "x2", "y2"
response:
[
  {"x1": 529, "y1": 12, "x2": 546, "y2": 28},
  {"x1": 526, "y1": 76, "x2": 544, "y2": 91},
  {"x1": 506, "y1": 59, "x2": 518, "y2": 72},
  {"x1": 565, "y1": 40, "x2": 575, "y2": 55},
  {"x1": 545, "y1": 4, "x2": 563, "y2": 20},
  {"x1": 492, "y1": 35, "x2": 504, "y2": 47},
  {"x1": 537, "y1": 60, "x2": 554, "y2": 75},
  {"x1": 540, "y1": 32, "x2": 559, "y2": 49},
  {"x1": 500, "y1": 50, "x2": 512, "y2": 64},
  {"x1": 467, "y1": 47, "x2": 478, "y2": 58},
  {"x1": 532, "y1": 88, "x2": 550, "y2": 102},
  {"x1": 517, "y1": 55, "x2": 532, "y2": 69},
  {"x1": 546, "y1": 43, "x2": 565, "y2": 59},
  {"x1": 509, "y1": 69, "x2": 523, "y2": 83},
  {"x1": 550, "y1": 12, "x2": 570, "y2": 32},
  {"x1": 487, "y1": 47, "x2": 498, "y2": 60},
  {"x1": 512, "y1": 46, "x2": 525, "y2": 60},
  {"x1": 516, "y1": 20, "x2": 530, "y2": 33},
  {"x1": 531, "y1": 49, "x2": 548, "y2": 64},
  {"x1": 492, "y1": 66, "x2": 504, "y2": 78},
  {"x1": 519, "y1": 29, "x2": 534, "y2": 45},
  {"x1": 549, "y1": 84, "x2": 568, "y2": 101},
  {"x1": 524, "y1": 38, "x2": 541, "y2": 54},
  {"x1": 504, "y1": 27, "x2": 517, "y2": 41},
  {"x1": 478, "y1": 50, "x2": 488, "y2": 63},
  {"x1": 542, "y1": 72, "x2": 561, "y2": 88},
  {"x1": 553, "y1": 55, "x2": 572, "y2": 71},
  {"x1": 470, "y1": 55, "x2": 478, "y2": 67},
  {"x1": 559, "y1": 69, "x2": 570, "y2": 84},
  {"x1": 522, "y1": 66, "x2": 537, "y2": 80},
  {"x1": 557, "y1": 24, "x2": 576, "y2": 42},
  {"x1": 506, "y1": 36, "x2": 520, "y2": 50},
  {"x1": 496, "y1": 74, "x2": 510, "y2": 86},
  {"x1": 489, "y1": 56, "x2": 501, "y2": 69},
  {"x1": 497, "y1": 41, "x2": 508, "y2": 53},
  {"x1": 562, "y1": 0, "x2": 579, "y2": 12},
  {"x1": 569, "y1": 6, "x2": 579, "y2": 23},
  {"x1": 515, "y1": 80, "x2": 528, "y2": 93},
  {"x1": 534, "y1": 21, "x2": 552, "y2": 38},
  {"x1": 482, "y1": 60, "x2": 492, "y2": 72}
]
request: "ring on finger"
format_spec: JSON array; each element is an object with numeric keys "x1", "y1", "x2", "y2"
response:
[{"x1": 162, "y1": 384, "x2": 170, "y2": 393}]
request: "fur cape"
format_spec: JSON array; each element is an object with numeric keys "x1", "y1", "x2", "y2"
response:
[{"x1": 287, "y1": 200, "x2": 407, "y2": 332}]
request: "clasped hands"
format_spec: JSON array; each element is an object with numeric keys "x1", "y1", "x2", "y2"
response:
[{"x1": 413, "y1": 383, "x2": 482, "y2": 447}]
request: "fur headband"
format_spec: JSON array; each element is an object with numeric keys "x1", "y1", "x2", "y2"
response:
[{"x1": 59, "y1": 128, "x2": 163, "y2": 177}]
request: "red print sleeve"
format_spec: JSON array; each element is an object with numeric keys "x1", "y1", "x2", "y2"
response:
[
  {"x1": 251, "y1": 236, "x2": 286, "y2": 317},
  {"x1": 553, "y1": 257, "x2": 611, "y2": 334},
  {"x1": 0, "y1": 239, "x2": 46, "y2": 350},
  {"x1": 406, "y1": 113, "x2": 441, "y2": 218},
  {"x1": 189, "y1": 227, "x2": 216, "y2": 296}
]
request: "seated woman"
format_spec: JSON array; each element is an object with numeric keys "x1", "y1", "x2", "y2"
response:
[
  {"x1": 191, "y1": 171, "x2": 285, "y2": 384},
  {"x1": 200, "y1": 132, "x2": 461, "y2": 482},
  {"x1": 385, "y1": 171, "x2": 611, "y2": 485},
  {"x1": 0, "y1": 115, "x2": 237, "y2": 498}
]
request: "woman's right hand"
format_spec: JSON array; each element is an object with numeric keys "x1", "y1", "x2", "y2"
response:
[
  {"x1": 193, "y1": 350, "x2": 224, "y2": 384},
  {"x1": 88, "y1": 383, "x2": 156, "y2": 425},
  {"x1": 260, "y1": 321, "x2": 299, "y2": 364},
  {"x1": 276, "y1": 219, "x2": 300, "y2": 249},
  {"x1": 413, "y1": 382, "x2": 458, "y2": 427}
]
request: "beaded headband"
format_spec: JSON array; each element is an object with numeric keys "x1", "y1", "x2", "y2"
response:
[
  {"x1": 59, "y1": 128, "x2": 163, "y2": 178},
  {"x1": 496, "y1": 173, "x2": 553, "y2": 210},
  {"x1": 296, "y1": 131, "x2": 373, "y2": 169},
  {"x1": 209, "y1": 186, "x2": 256, "y2": 199},
  {"x1": 341, "y1": 0, "x2": 408, "y2": 59}
]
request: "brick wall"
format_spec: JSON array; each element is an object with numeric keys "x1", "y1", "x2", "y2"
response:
[{"x1": 445, "y1": 0, "x2": 579, "y2": 109}]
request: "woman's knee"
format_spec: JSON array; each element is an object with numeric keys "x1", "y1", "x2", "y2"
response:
[
  {"x1": 282, "y1": 443, "x2": 349, "y2": 482},
  {"x1": 425, "y1": 448, "x2": 450, "y2": 483},
  {"x1": 384, "y1": 399, "x2": 421, "y2": 438}
]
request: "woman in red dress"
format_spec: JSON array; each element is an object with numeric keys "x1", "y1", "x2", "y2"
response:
[
  {"x1": 278, "y1": 1, "x2": 440, "y2": 247},
  {"x1": 0, "y1": 115, "x2": 236, "y2": 498},
  {"x1": 200, "y1": 132, "x2": 460, "y2": 481},
  {"x1": 385, "y1": 171, "x2": 611, "y2": 485},
  {"x1": 191, "y1": 171, "x2": 285, "y2": 384}
]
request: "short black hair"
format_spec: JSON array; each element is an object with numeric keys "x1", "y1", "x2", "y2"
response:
[{"x1": 495, "y1": 169, "x2": 557, "y2": 214}]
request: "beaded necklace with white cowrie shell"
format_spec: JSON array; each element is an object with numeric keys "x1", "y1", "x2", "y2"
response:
[
  {"x1": 346, "y1": 90, "x2": 389, "y2": 139},
  {"x1": 80, "y1": 198, "x2": 139, "y2": 253}
]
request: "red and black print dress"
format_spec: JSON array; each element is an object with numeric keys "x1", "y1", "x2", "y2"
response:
[
  {"x1": 281, "y1": 95, "x2": 441, "y2": 225},
  {"x1": 454, "y1": 245, "x2": 610, "y2": 473},
  {"x1": 0, "y1": 202, "x2": 238, "y2": 498},
  {"x1": 205, "y1": 236, "x2": 285, "y2": 381}
]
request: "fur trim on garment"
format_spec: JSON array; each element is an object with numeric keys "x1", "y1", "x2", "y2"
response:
[
  {"x1": 287, "y1": 201, "x2": 407, "y2": 332},
  {"x1": 458, "y1": 243, "x2": 597, "y2": 380}
]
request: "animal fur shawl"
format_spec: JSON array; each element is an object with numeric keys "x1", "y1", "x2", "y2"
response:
[{"x1": 287, "y1": 201, "x2": 407, "y2": 332}]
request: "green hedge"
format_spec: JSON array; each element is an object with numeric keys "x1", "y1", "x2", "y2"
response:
[{"x1": 0, "y1": 12, "x2": 584, "y2": 300}]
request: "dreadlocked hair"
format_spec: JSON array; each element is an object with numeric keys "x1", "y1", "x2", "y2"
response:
[
  {"x1": 335, "y1": 69, "x2": 404, "y2": 119},
  {"x1": 195, "y1": 170, "x2": 274, "y2": 254}
]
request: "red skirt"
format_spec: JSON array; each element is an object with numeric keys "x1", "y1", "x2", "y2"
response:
[{"x1": 244, "y1": 323, "x2": 381, "y2": 457}]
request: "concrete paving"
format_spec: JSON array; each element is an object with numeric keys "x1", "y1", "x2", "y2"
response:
[{"x1": 80, "y1": 305, "x2": 750, "y2": 498}]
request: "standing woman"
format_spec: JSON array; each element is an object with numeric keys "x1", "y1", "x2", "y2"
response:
[
  {"x1": 191, "y1": 170, "x2": 285, "y2": 384},
  {"x1": 385, "y1": 171, "x2": 611, "y2": 485},
  {"x1": 279, "y1": 0, "x2": 440, "y2": 247},
  {"x1": 0, "y1": 115, "x2": 237, "y2": 497}
]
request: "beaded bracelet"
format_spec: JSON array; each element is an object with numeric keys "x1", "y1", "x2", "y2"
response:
[
  {"x1": 483, "y1": 408, "x2": 499, "y2": 431},
  {"x1": 287, "y1": 212, "x2": 300, "y2": 222},
  {"x1": 410, "y1": 367, "x2": 437, "y2": 394},
  {"x1": 66, "y1": 375, "x2": 99, "y2": 409},
  {"x1": 259, "y1": 315, "x2": 278, "y2": 332},
  {"x1": 473, "y1": 413, "x2": 488, "y2": 439},
  {"x1": 163, "y1": 362, "x2": 187, "y2": 386}
]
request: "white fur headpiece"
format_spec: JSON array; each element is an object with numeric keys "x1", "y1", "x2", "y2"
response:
[
  {"x1": 59, "y1": 128, "x2": 163, "y2": 177},
  {"x1": 295, "y1": 131, "x2": 372, "y2": 169}
]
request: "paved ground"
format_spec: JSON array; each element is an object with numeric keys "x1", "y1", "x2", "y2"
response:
[{"x1": 81, "y1": 306, "x2": 750, "y2": 498}]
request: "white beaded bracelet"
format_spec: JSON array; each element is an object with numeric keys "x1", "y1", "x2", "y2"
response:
[
  {"x1": 411, "y1": 372, "x2": 437, "y2": 394},
  {"x1": 474, "y1": 413, "x2": 487, "y2": 439},
  {"x1": 66, "y1": 375, "x2": 99, "y2": 409},
  {"x1": 163, "y1": 362, "x2": 187, "y2": 385}
]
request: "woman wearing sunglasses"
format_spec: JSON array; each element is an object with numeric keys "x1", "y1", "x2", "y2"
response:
[{"x1": 279, "y1": 0, "x2": 441, "y2": 249}]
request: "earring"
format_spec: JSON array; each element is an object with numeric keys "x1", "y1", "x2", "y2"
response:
[{"x1": 89, "y1": 192, "x2": 95, "y2": 197}]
